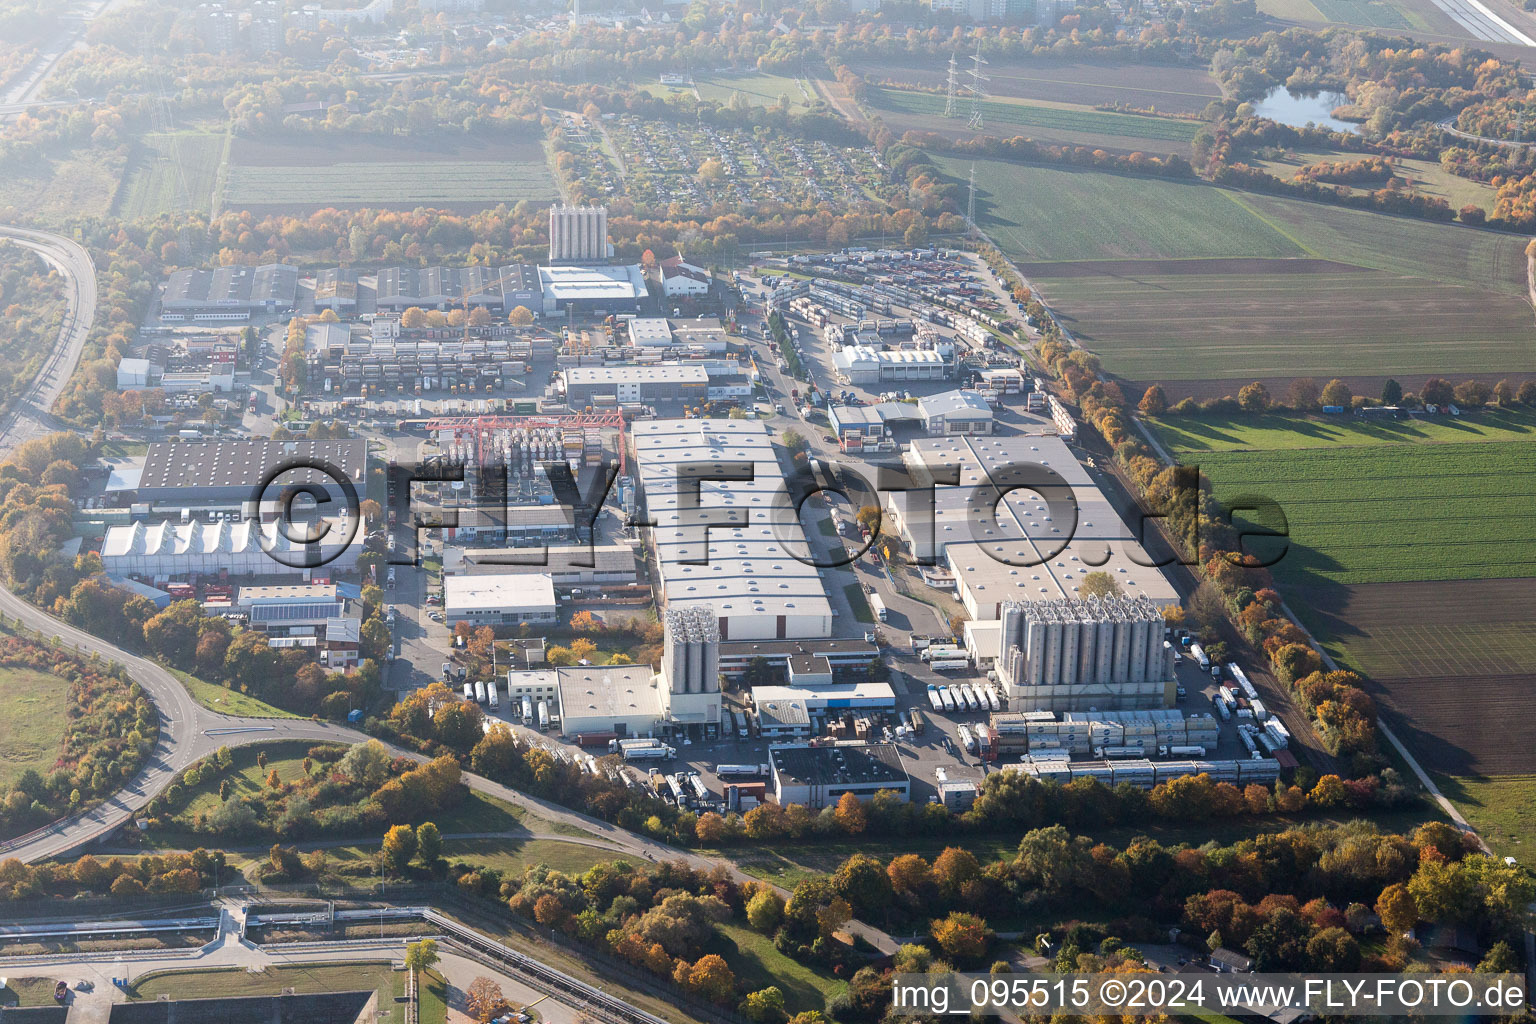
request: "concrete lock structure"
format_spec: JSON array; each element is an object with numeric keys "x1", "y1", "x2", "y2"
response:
[{"x1": 999, "y1": 595, "x2": 1175, "y2": 711}]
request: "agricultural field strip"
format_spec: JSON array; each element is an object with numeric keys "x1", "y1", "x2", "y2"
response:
[
  {"x1": 872, "y1": 86, "x2": 1200, "y2": 141},
  {"x1": 1194, "y1": 442, "x2": 1536, "y2": 583},
  {"x1": 224, "y1": 160, "x2": 555, "y2": 202},
  {"x1": 1338, "y1": 622, "x2": 1536, "y2": 676}
]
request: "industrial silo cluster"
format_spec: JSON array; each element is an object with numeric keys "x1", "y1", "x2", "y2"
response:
[{"x1": 999, "y1": 595, "x2": 1175, "y2": 712}]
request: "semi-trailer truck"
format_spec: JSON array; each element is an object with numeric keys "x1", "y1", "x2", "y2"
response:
[
  {"x1": 536, "y1": 700, "x2": 550, "y2": 730},
  {"x1": 474, "y1": 680, "x2": 487, "y2": 703},
  {"x1": 927, "y1": 684, "x2": 943, "y2": 711},
  {"x1": 869, "y1": 592, "x2": 888, "y2": 622}
]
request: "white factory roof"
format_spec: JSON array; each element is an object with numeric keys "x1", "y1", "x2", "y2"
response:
[
  {"x1": 556, "y1": 665, "x2": 662, "y2": 720},
  {"x1": 444, "y1": 543, "x2": 636, "y2": 576},
  {"x1": 834, "y1": 345, "x2": 945, "y2": 369},
  {"x1": 948, "y1": 538, "x2": 1178, "y2": 613},
  {"x1": 627, "y1": 317, "x2": 673, "y2": 346},
  {"x1": 538, "y1": 264, "x2": 647, "y2": 301},
  {"x1": 564, "y1": 364, "x2": 708, "y2": 385},
  {"x1": 918, "y1": 389, "x2": 992, "y2": 420},
  {"x1": 632, "y1": 419, "x2": 832, "y2": 627},
  {"x1": 891, "y1": 433, "x2": 1148, "y2": 550},
  {"x1": 751, "y1": 682, "x2": 896, "y2": 706},
  {"x1": 100, "y1": 519, "x2": 358, "y2": 560},
  {"x1": 442, "y1": 572, "x2": 557, "y2": 611},
  {"x1": 238, "y1": 583, "x2": 340, "y2": 605}
]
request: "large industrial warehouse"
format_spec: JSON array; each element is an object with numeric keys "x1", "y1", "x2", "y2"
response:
[
  {"x1": 106, "y1": 439, "x2": 368, "y2": 507},
  {"x1": 100, "y1": 518, "x2": 364, "y2": 577},
  {"x1": 631, "y1": 419, "x2": 833, "y2": 641},
  {"x1": 769, "y1": 743, "x2": 910, "y2": 808},
  {"x1": 159, "y1": 264, "x2": 298, "y2": 323},
  {"x1": 880, "y1": 433, "x2": 1178, "y2": 617}
]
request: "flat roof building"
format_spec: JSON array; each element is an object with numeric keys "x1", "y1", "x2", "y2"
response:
[
  {"x1": 632, "y1": 419, "x2": 833, "y2": 641},
  {"x1": 160, "y1": 264, "x2": 297, "y2": 323},
  {"x1": 556, "y1": 665, "x2": 663, "y2": 737},
  {"x1": 833, "y1": 345, "x2": 947, "y2": 384},
  {"x1": 100, "y1": 518, "x2": 363, "y2": 578},
  {"x1": 442, "y1": 573, "x2": 558, "y2": 626},
  {"x1": 751, "y1": 682, "x2": 896, "y2": 713},
  {"x1": 373, "y1": 265, "x2": 540, "y2": 312},
  {"x1": 718, "y1": 637, "x2": 881, "y2": 678},
  {"x1": 628, "y1": 318, "x2": 673, "y2": 348},
  {"x1": 443, "y1": 543, "x2": 637, "y2": 585},
  {"x1": 563, "y1": 364, "x2": 709, "y2": 409},
  {"x1": 769, "y1": 742, "x2": 910, "y2": 808},
  {"x1": 917, "y1": 389, "x2": 994, "y2": 435},
  {"x1": 112, "y1": 438, "x2": 367, "y2": 506},
  {"x1": 539, "y1": 264, "x2": 647, "y2": 314}
]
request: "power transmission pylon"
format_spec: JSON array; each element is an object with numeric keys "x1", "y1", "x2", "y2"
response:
[
  {"x1": 967, "y1": 40, "x2": 989, "y2": 130},
  {"x1": 944, "y1": 51, "x2": 959, "y2": 119}
]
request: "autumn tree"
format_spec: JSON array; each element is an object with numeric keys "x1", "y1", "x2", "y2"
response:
[
  {"x1": 1078, "y1": 571, "x2": 1120, "y2": 600},
  {"x1": 508, "y1": 306, "x2": 535, "y2": 326},
  {"x1": 740, "y1": 986, "x2": 787, "y2": 1024},
  {"x1": 404, "y1": 938, "x2": 439, "y2": 975},
  {"x1": 1138, "y1": 384, "x2": 1168, "y2": 416},
  {"x1": 1288, "y1": 377, "x2": 1320, "y2": 410},
  {"x1": 685, "y1": 954, "x2": 736, "y2": 1003},
  {"x1": 1237, "y1": 382, "x2": 1270, "y2": 413},
  {"x1": 746, "y1": 889, "x2": 785, "y2": 933},
  {"x1": 415, "y1": 821, "x2": 442, "y2": 865},
  {"x1": 931, "y1": 911, "x2": 991, "y2": 963},
  {"x1": 380, "y1": 824, "x2": 418, "y2": 875},
  {"x1": 466, "y1": 977, "x2": 510, "y2": 1023},
  {"x1": 833, "y1": 791, "x2": 866, "y2": 834},
  {"x1": 1319, "y1": 379, "x2": 1352, "y2": 408}
]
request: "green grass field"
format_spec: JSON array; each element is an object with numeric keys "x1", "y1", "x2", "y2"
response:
[
  {"x1": 131, "y1": 963, "x2": 405, "y2": 1007},
  {"x1": 1191, "y1": 440, "x2": 1536, "y2": 585},
  {"x1": 114, "y1": 130, "x2": 227, "y2": 219},
  {"x1": 0, "y1": 151, "x2": 123, "y2": 221},
  {"x1": 440, "y1": 836, "x2": 617, "y2": 876},
  {"x1": 1234, "y1": 192, "x2": 1528, "y2": 294},
  {"x1": 0, "y1": 977, "x2": 64, "y2": 1007},
  {"x1": 873, "y1": 87, "x2": 1200, "y2": 143},
  {"x1": 938, "y1": 158, "x2": 1302, "y2": 261},
  {"x1": 171, "y1": 668, "x2": 300, "y2": 719},
  {"x1": 420, "y1": 968, "x2": 448, "y2": 1024},
  {"x1": 699, "y1": 72, "x2": 817, "y2": 111},
  {"x1": 0, "y1": 667, "x2": 71, "y2": 790},
  {"x1": 1433, "y1": 775, "x2": 1536, "y2": 859},
  {"x1": 710, "y1": 923, "x2": 845, "y2": 1014},
  {"x1": 1151, "y1": 408, "x2": 1536, "y2": 453},
  {"x1": 960, "y1": 162, "x2": 1534, "y2": 381},
  {"x1": 223, "y1": 160, "x2": 556, "y2": 208}
]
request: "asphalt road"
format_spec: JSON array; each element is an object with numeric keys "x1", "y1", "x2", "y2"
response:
[{"x1": 0, "y1": 226, "x2": 98, "y2": 448}]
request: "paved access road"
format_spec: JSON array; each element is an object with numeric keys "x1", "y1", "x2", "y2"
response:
[{"x1": 0, "y1": 226, "x2": 98, "y2": 448}]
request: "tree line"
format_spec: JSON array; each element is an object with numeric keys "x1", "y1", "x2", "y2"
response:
[{"x1": 0, "y1": 636, "x2": 158, "y2": 843}]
